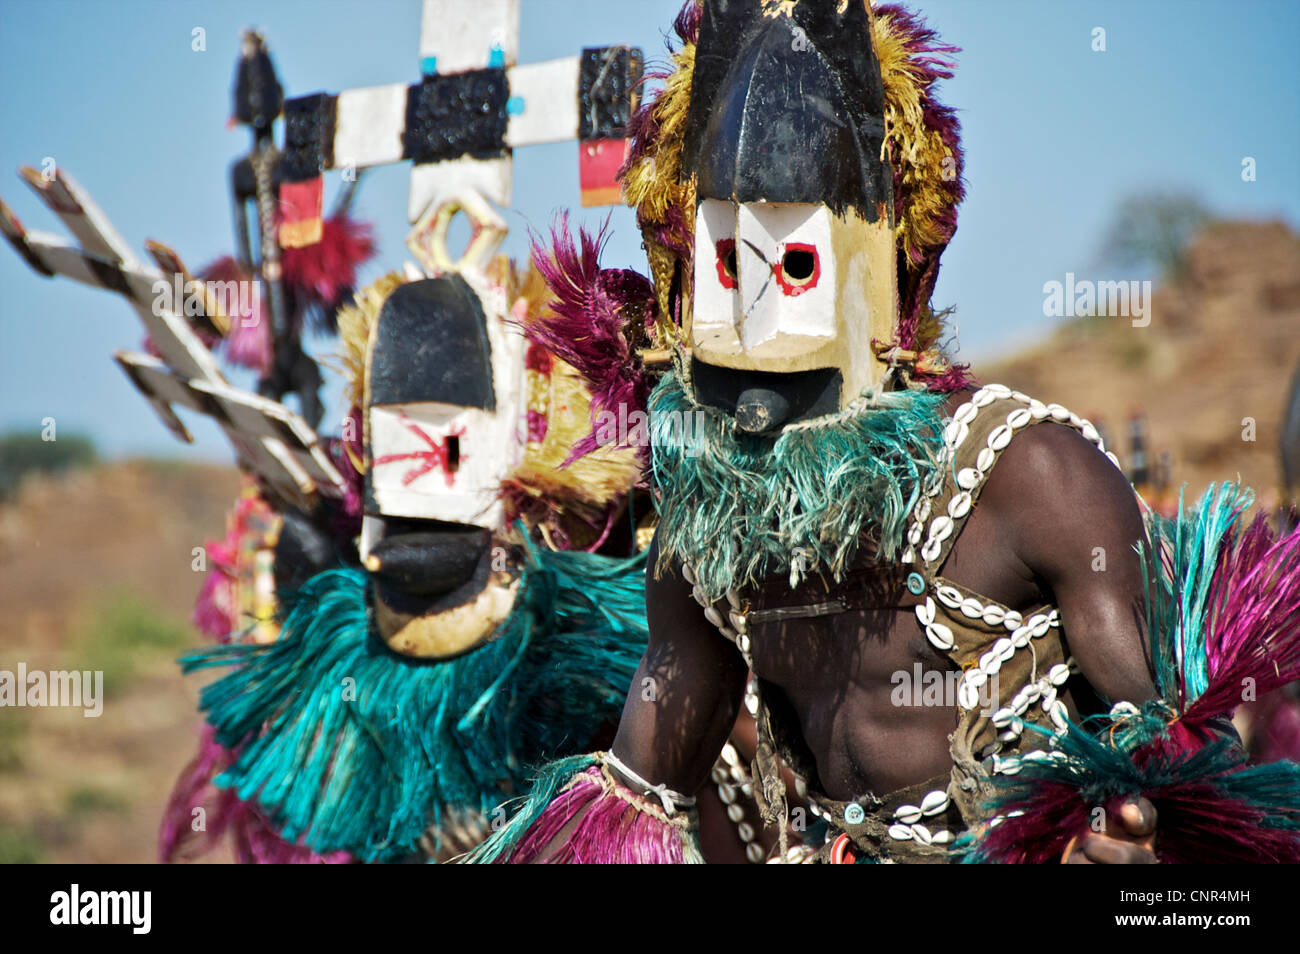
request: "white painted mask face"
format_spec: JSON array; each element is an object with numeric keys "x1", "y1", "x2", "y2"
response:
[
  {"x1": 690, "y1": 198, "x2": 898, "y2": 411},
  {"x1": 363, "y1": 275, "x2": 525, "y2": 536},
  {"x1": 367, "y1": 399, "x2": 521, "y2": 530}
]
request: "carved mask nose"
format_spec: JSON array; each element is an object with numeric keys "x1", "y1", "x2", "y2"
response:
[{"x1": 735, "y1": 387, "x2": 792, "y2": 434}]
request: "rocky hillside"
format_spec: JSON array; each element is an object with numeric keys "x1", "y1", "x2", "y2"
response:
[
  {"x1": 982, "y1": 220, "x2": 1300, "y2": 508},
  {"x1": 0, "y1": 460, "x2": 239, "y2": 863}
]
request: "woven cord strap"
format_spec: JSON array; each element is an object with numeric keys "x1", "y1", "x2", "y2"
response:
[{"x1": 603, "y1": 750, "x2": 697, "y2": 817}]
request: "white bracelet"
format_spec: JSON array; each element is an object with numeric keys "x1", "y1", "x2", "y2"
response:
[{"x1": 604, "y1": 751, "x2": 697, "y2": 817}]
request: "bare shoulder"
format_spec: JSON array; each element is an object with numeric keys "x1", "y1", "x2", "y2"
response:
[
  {"x1": 643, "y1": 530, "x2": 724, "y2": 648},
  {"x1": 979, "y1": 418, "x2": 1145, "y2": 572}
]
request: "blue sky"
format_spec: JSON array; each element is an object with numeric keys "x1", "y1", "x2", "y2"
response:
[{"x1": 1, "y1": 0, "x2": 1297, "y2": 460}]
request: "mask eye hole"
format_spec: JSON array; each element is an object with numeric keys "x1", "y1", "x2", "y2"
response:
[
  {"x1": 715, "y1": 239, "x2": 738, "y2": 290},
  {"x1": 776, "y1": 243, "x2": 820, "y2": 296}
]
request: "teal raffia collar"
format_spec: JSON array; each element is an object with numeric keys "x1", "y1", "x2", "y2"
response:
[{"x1": 649, "y1": 371, "x2": 949, "y2": 601}]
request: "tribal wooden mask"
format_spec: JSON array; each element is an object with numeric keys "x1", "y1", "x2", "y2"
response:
[{"x1": 682, "y1": 0, "x2": 898, "y2": 432}]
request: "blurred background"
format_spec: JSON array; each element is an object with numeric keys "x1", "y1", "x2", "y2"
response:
[{"x1": 0, "y1": 0, "x2": 1297, "y2": 862}]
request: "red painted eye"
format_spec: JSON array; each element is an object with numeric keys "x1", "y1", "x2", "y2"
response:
[
  {"x1": 775, "y1": 243, "x2": 820, "y2": 296},
  {"x1": 715, "y1": 239, "x2": 738, "y2": 290}
]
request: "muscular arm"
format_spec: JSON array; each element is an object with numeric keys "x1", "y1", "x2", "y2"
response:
[
  {"x1": 983, "y1": 421, "x2": 1157, "y2": 706},
  {"x1": 984, "y1": 422, "x2": 1160, "y2": 863},
  {"x1": 608, "y1": 532, "x2": 751, "y2": 794}
]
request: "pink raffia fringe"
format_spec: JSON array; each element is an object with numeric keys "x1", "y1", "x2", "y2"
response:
[
  {"x1": 504, "y1": 766, "x2": 703, "y2": 864},
  {"x1": 159, "y1": 727, "x2": 351, "y2": 864}
]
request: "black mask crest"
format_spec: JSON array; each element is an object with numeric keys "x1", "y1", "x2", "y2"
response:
[
  {"x1": 683, "y1": 0, "x2": 892, "y2": 221},
  {"x1": 367, "y1": 276, "x2": 496, "y2": 411}
]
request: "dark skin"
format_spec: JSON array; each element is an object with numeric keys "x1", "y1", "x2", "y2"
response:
[{"x1": 614, "y1": 388, "x2": 1161, "y2": 863}]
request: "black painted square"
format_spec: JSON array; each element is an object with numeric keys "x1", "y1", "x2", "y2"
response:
[
  {"x1": 403, "y1": 68, "x2": 509, "y2": 164},
  {"x1": 579, "y1": 46, "x2": 643, "y2": 140},
  {"x1": 282, "y1": 93, "x2": 337, "y2": 181}
]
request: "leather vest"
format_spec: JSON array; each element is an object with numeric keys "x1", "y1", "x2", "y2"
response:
[{"x1": 686, "y1": 384, "x2": 1123, "y2": 861}]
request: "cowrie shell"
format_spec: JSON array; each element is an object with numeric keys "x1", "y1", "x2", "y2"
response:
[
  {"x1": 999, "y1": 728, "x2": 1020, "y2": 742},
  {"x1": 921, "y1": 790, "x2": 950, "y2": 815},
  {"x1": 736, "y1": 634, "x2": 752, "y2": 654},
  {"x1": 931, "y1": 829, "x2": 953, "y2": 845},
  {"x1": 726, "y1": 590, "x2": 742, "y2": 611},
  {"x1": 1048, "y1": 403, "x2": 1070, "y2": 421},
  {"x1": 926, "y1": 623, "x2": 955, "y2": 651},
  {"x1": 914, "y1": 497, "x2": 932, "y2": 521},
  {"x1": 987, "y1": 424, "x2": 1013, "y2": 451},
  {"x1": 936, "y1": 586, "x2": 963, "y2": 608},
  {"x1": 948, "y1": 491, "x2": 972, "y2": 519},
  {"x1": 1048, "y1": 663, "x2": 1070, "y2": 686},
  {"x1": 982, "y1": 604, "x2": 1006, "y2": 626},
  {"x1": 976, "y1": 447, "x2": 996, "y2": 471},
  {"x1": 998, "y1": 757, "x2": 1022, "y2": 776},
  {"x1": 682, "y1": 564, "x2": 697, "y2": 585},
  {"x1": 1047, "y1": 608, "x2": 1061, "y2": 626},
  {"x1": 983, "y1": 383, "x2": 1011, "y2": 397},
  {"x1": 992, "y1": 707, "x2": 1015, "y2": 728},
  {"x1": 1002, "y1": 610, "x2": 1023, "y2": 630},
  {"x1": 729, "y1": 610, "x2": 748, "y2": 632},
  {"x1": 901, "y1": 547, "x2": 915, "y2": 563},
  {"x1": 965, "y1": 669, "x2": 988, "y2": 690},
  {"x1": 908, "y1": 523, "x2": 923, "y2": 545},
  {"x1": 1105, "y1": 451, "x2": 1121, "y2": 468},
  {"x1": 1050, "y1": 699, "x2": 1070, "y2": 731},
  {"x1": 748, "y1": 843, "x2": 766, "y2": 863},
  {"x1": 1023, "y1": 683, "x2": 1042, "y2": 703},
  {"x1": 956, "y1": 468, "x2": 980, "y2": 490},
  {"x1": 1011, "y1": 626, "x2": 1032, "y2": 649},
  {"x1": 915, "y1": 598, "x2": 936, "y2": 626},
  {"x1": 726, "y1": 803, "x2": 745, "y2": 823},
  {"x1": 954, "y1": 402, "x2": 978, "y2": 424},
  {"x1": 921, "y1": 539, "x2": 942, "y2": 562},
  {"x1": 1011, "y1": 390, "x2": 1032, "y2": 404},
  {"x1": 692, "y1": 585, "x2": 709, "y2": 606},
  {"x1": 960, "y1": 597, "x2": 984, "y2": 619},
  {"x1": 911, "y1": 824, "x2": 933, "y2": 845},
  {"x1": 888, "y1": 824, "x2": 914, "y2": 841},
  {"x1": 1110, "y1": 701, "x2": 1140, "y2": 717},
  {"x1": 1081, "y1": 421, "x2": 1101, "y2": 444},
  {"x1": 719, "y1": 626, "x2": 737, "y2": 641},
  {"x1": 704, "y1": 606, "x2": 724, "y2": 629},
  {"x1": 1012, "y1": 693, "x2": 1030, "y2": 716},
  {"x1": 993, "y1": 637, "x2": 1015, "y2": 661},
  {"x1": 1068, "y1": 412, "x2": 1083, "y2": 428},
  {"x1": 1007, "y1": 407, "x2": 1032, "y2": 429},
  {"x1": 738, "y1": 822, "x2": 755, "y2": 842},
  {"x1": 929, "y1": 515, "x2": 954, "y2": 542},
  {"x1": 1029, "y1": 401, "x2": 1050, "y2": 420},
  {"x1": 894, "y1": 804, "x2": 922, "y2": 824},
  {"x1": 1041, "y1": 685, "x2": 1058, "y2": 710},
  {"x1": 971, "y1": 388, "x2": 996, "y2": 407},
  {"x1": 944, "y1": 419, "x2": 969, "y2": 447},
  {"x1": 958, "y1": 680, "x2": 980, "y2": 709},
  {"x1": 979, "y1": 650, "x2": 999, "y2": 674}
]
